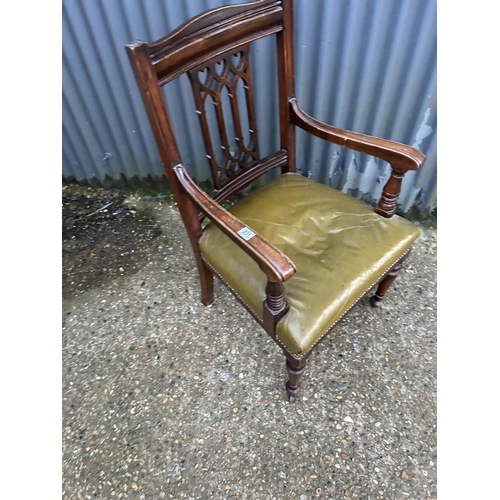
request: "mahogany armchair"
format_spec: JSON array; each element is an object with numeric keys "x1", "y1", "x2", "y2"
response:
[{"x1": 126, "y1": 0, "x2": 425, "y2": 402}]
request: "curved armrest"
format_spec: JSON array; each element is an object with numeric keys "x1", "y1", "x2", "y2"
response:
[
  {"x1": 289, "y1": 98, "x2": 426, "y2": 217},
  {"x1": 173, "y1": 164, "x2": 296, "y2": 283},
  {"x1": 289, "y1": 98, "x2": 425, "y2": 173}
]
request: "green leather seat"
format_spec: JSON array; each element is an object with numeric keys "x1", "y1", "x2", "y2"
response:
[{"x1": 200, "y1": 172, "x2": 421, "y2": 355}]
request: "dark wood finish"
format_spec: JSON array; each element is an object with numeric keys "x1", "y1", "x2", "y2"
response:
[
  {"x1": 211, "y1": 150, "x2": 288, "y2": 204},
  {"x1": 201, "y1": 256, "x2": 266, "y2": 329},
  {"x1": 276, "y1": 0, "x2": 296, "y2": 173},
  {"x1": 263, "y1": 279, "x2": 289, "y2": 335},
  {"x1": 151, "y1": 0, "x2": 278, "y2": 47},
  {"x1": 202, "y1": 245, "x2": 415, "y2": 403},
  {"x1": 370, "y1": 252, "x2": 409, "y2": 307},
  {"x1": 126, "y1": 41, "x2": 213, "y2": 307},
  {"x1": 125, "y1": 0, "x2": 425, "y2": 402},
  {"x1": 285, "y1": 353, "x2": 310, "y2": 403},
  {"x1": 174, "y1": 164, "x2": 296, "y2": 283},
  {"x1": 200, "y1": 260, "x2": 214, "y2": 306},
  {"x1": 289, "y1": 98, "x2": 425, "y2": 218},
  {"x1": 374, "y1": 171, "x2": 405, "y2": 218},
  {"x1": 289, "y1": 98, "x2": 425, "y2": 173},
  {"x1": 148, "y1": 0, "x2": 283, "y2": 86},
  {"x1": 187, "y1": 44, "x2": 260, "y2": 190}
]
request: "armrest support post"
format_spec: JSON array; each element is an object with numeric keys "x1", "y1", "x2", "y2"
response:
[
  {"x1": 288, "y1": 98, "x2": 425, "y2": 217},
  {"x1": 375, "y1": 170, "x2": 405, "y2": 218},
  {"x1": 263, "y1": 279, "x2": 289, "y2": 335}
]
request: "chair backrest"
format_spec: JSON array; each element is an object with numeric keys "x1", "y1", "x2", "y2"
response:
[{"x1": 126, "y1": 0, "x2": 296, "y2": 205}]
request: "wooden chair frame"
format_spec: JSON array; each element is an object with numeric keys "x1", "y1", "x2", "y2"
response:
[{"x1": 126, "y1": 0, "x2": 425, "y2": 402}]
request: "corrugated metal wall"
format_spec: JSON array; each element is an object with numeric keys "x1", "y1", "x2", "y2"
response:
[{"x1": 62, "y1": 0, "x2": 436, "y2": 214}]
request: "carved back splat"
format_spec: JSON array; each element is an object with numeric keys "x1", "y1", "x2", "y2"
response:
[
  {"x1": 188, "y1": 45, "x2": 260, "y2": 191},
  {"x1": 126, "y1": 0, "x2": 425, "y2": 404}
]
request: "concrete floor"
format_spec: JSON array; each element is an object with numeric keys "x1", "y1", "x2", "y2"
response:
[{"x1": 62, "y1": 188, "x2": 437, "y2": 499}]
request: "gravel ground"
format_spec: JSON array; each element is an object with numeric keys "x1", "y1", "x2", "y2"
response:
[{"x1": 62, "y1": 186, "x2": 437, "y2": 500}]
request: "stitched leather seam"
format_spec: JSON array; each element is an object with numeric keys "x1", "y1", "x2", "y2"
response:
[
  {"x1": 201, "y1": 257, "x2": 265, "y2": 327},
  {"x1": 202, "y1": 257, "x2": 305, "y2": 361},
  {"x1": 202, "y1": 248, "x2": 411, "y2": 359},
  {"x1": 287, "y1": 248, "x2": 412, "y2": 358}
]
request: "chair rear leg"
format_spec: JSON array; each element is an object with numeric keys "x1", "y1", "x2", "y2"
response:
[
  {"x1": 199, "y1": 260, "x2": 214, "y2": 306},
  {"x1": 370, "y1": 251, "x2": 410, "y2": 307},
  {"x1": 285, "y1": 353, "x2": 309, "y2": 403}
]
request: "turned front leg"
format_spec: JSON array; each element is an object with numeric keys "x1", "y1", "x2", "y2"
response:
[
  {"x1": 285, "y1": 354, "x2": 309, "y2": 403},
  {"x1": 370, "y1": 252, "x2": 410, "y2": 307}
]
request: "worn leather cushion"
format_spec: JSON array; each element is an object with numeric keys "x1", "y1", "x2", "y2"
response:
[{"x1": 199, "y1": 172, "x2": 421, "y2": 355}]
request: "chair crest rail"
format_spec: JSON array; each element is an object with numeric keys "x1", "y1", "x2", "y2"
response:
[{"x1": 144, "y1": 0, "x2": 284, "y2": 85}]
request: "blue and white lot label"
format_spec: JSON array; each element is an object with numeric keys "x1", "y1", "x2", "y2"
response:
[{"x1": 237, "y1": 227, "x2": 256, "y2": 241}]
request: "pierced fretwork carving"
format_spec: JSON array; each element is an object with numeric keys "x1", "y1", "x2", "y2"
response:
[{"x1": 188, "y1": 45, "x2": 260, "y2": 190}]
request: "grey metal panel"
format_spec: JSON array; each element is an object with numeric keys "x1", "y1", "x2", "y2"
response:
[{"x1": 62, "y1": 0, "x2": 436, "y2": 213}]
